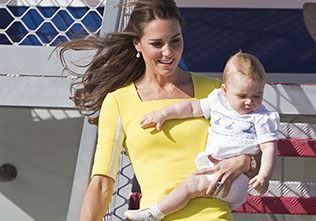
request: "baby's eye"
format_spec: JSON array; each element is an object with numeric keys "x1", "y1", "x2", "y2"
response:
[{"x1": 239, "y1": 95, "x2": 247, "y2": 99}]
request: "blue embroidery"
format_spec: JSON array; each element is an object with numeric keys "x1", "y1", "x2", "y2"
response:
[
  {"x1": 210, "y1": 110, "x2": 256, "y2": 139},
  {"x1": 212, "y1": 110, "x2": 254, "y2": 125},
  {"x1": 211, "y1": 127, "x2": 255, "y2": 140},
  {"x1": 225, "y1": 123, "x2": 234, "y2": 129},
  {"x1": 214, "y1": 118, "x2": 221, "y2": 125},
  {"x1": 242, "y1": 126, "x2": 253, "y2": 134}
]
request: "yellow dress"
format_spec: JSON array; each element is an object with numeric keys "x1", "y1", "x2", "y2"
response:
[{"x1": 92, "y1": 73, "x2": 233, "y2": 220}]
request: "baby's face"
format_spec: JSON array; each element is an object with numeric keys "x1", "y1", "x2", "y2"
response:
[{"x1": 222, "y1": 73, "x2": 264, "y2": 115}]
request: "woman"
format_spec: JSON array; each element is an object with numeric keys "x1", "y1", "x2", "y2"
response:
[{"x1": 58, "y1": 1, "x2": 260, "y2": 220}]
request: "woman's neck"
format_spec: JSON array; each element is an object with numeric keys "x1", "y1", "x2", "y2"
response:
[
  {"x1": 140, "y1": 68, "x2": 181, "y2": 89},
  {"x1": 134, "y1": 68, "x2": 194, "y2": 101}
]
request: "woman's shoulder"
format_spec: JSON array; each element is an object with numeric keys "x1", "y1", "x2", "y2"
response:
[
  {"x1": 108, "y1": 82, "x2": 135, "y2": 98},
  {"x1": 191, "y1": 73, "x2": 222, "y2": 87},
  {"x1": 191, "y1": 73, "x2": 222, "y2": 98},
  {"x1": 103, "y1": 82, "x2": 137, "y2": 106}
]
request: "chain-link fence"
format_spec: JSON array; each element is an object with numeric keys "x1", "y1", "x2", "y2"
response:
[
  {"x1": 0, "y1": 0, "x2": 105, "y2": 46},
  {"x1": 105, "y1": 150, "x2": 134, "y2": 221}
]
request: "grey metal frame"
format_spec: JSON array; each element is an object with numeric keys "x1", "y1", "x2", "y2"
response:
[{"x1": 66, "y1": 118, "x2": 98, "y2": 221}]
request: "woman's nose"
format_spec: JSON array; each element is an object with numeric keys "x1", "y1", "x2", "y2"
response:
[{"x1": 162, "y1": 44, "x2": 172, "y2": 57}]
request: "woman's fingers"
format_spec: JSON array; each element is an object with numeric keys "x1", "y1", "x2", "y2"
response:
[
  {"x1": 192, "y1": 166, "x2": 217, "y2": 175},
  {"x1": 211, "y1": 175, "x2": 226, "y2": 197},
  {"x1": 192, "y1": 166, "x2": 222, "y2": 196},
  {"x1": 206, "y1": 175, "x2": 221, "y2": 195},
  {"x1": 206, "y1": 183, "x2": 216, "y2": 195},
  {"x1": 219, "y1": 175, "x2": 232, "y2": 198}
]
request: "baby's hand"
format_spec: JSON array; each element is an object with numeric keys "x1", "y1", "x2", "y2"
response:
[
  {"x1": 249, "y1": 174, "x2": 269, "y2": 195},
  {"x1": 140, "y1": 111, "x2": 166, "y2": 131}
]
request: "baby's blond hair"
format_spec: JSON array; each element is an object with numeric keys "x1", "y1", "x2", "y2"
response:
[{"x1": 223, "y1": 51, "x2": 266, "y2": 84}]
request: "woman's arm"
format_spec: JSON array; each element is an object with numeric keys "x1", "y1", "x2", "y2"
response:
[
  {"x1": 141, "y1": 100, "x2": 203, "y2": 130},
  {"x1": 81, "y1": 93, "x2": 123, "y2": 220},
  {"x1": 80, "y1": 175, "x2": 114, "y2": 221},
  {"x1": 193, "y1": 152, "x2": 262, "y2": 197}
]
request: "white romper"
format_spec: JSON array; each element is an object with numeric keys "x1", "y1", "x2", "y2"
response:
[{"x1": 196, "y1": 88, "x2": 280, "y2": 209}]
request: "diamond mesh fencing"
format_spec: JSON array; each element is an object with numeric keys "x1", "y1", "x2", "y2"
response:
[
  {"x1": 104, "y1": 150, "x2": 134, "y2": 221},
  {"x1": 0, "y1": 0, "x2": 105, "y2": 46}
]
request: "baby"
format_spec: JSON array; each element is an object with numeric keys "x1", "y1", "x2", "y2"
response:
[{"x1": 124, "y1": 52, "x2": 280, "y2": 221}]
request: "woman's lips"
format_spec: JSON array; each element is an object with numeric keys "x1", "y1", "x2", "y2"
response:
[{"x1": 158, "y1": 59, "x2": 174, "y2": 65}]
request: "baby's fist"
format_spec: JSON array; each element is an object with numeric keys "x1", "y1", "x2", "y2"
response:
[{"x1": 249, "y1": 175, "x2": 269, "y2": 195}]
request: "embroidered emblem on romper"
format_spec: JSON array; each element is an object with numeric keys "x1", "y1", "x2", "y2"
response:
[
  {"x1": 225, "y1": 122, "x2": 234, "y2": 129},
  {"x1": 242, "y1": 125, "x2": 253, "y2": 134},
  {"x1": 214, "y1": 118, "x2": 221, "y2": 125}
]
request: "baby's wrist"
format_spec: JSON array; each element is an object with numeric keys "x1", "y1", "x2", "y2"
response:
[
  {"x1": 245, "y1": 154, "x2": 256, "y2": 174},
  {"x1": 160, "y1": 110, "x2": 168, "y2": 120},
  {"x1": 261, "y1": 173, "x2": 271, "y2": 181}
]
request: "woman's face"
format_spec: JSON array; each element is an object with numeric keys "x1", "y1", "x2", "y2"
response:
[{"x1": 134, "y1": 18, "x2": 183, "y2": 78}]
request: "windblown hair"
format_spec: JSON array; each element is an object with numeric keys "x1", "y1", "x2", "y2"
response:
[
  {"x1": 223, "y1": 51, "x2": 266, "y2": 84},
  {"x1": 56, "y1": 0, "x2": 183, "y2": 124}
]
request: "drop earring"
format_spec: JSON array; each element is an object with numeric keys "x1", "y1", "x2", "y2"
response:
[{"x1": 136, "y1": 51, "x2": 140, "y2": 58}]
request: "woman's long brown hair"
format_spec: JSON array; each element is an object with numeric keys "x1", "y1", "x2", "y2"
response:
[{"x1": 56, "y1": 0, "x2": 183, "y2": 124}]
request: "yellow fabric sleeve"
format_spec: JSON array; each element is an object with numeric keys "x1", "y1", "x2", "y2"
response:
[{"x1": 91, "y1": 93, "x2": 125, "y2": 180}]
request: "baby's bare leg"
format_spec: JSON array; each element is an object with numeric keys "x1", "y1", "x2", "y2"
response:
[{"x1": 157, "y1": 175, "x2": 211, "y2": 215}]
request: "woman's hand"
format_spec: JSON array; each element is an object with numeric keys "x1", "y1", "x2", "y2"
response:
[
  {"x1": 140, "y1": 111, "x2": 166, "y2": 131},
  {"x1": 192, "y1": 154, "x2": 257, "y2": 198}
]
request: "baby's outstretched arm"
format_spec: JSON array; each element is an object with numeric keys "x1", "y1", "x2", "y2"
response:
[
  {"x1": 249, "y1": 141, "x2": 277, "y2": 194},
  {"x1": 141, "y1": 100, "x2": 203, "y2": 131}
]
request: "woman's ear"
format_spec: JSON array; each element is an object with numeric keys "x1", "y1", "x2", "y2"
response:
[
  {"x1": 221, "y1": 84, "x2": 228, "y2": 97},
  {"x1": 133, "y1": 40, "x2": 141, "y2": 52}
]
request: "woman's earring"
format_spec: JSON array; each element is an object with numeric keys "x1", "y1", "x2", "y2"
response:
[{"x1": 136, "y1": 51, "x2": 140, "y2": 58}]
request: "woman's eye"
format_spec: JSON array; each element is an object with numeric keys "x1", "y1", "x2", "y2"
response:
[
  {"x1": 171, "y1": 38, "x2": 180, "y2": 43},
  {"x1": 151, "y1": 42, "x2": 162, "y2": 47}
]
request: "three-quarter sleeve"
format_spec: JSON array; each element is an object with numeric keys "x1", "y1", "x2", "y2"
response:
[
  {"x1": 91, "y1": 93, "x2": 125, "y2": 181},
  {"x1": 255, "y1": 110, "x2": 280, "y2": 144}
]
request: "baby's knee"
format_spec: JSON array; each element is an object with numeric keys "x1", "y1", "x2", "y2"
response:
[{"x1": 182, "y1": 175, "x2": 209, "y2": 198}]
